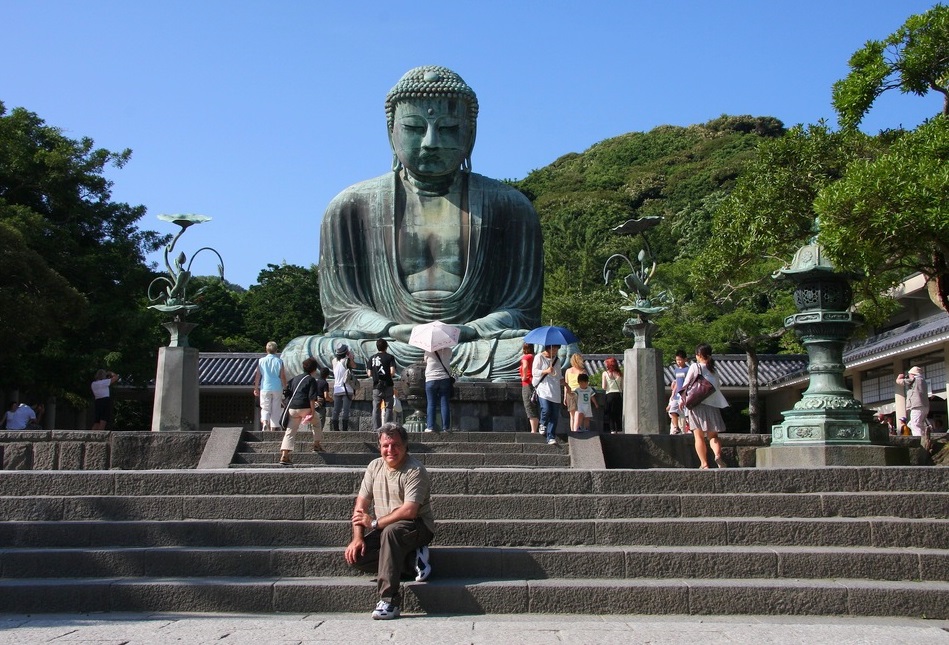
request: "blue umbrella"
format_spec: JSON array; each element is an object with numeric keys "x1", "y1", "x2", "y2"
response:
[{"x1": 523, "y1": 325, "x2": 579, "y2": 346}]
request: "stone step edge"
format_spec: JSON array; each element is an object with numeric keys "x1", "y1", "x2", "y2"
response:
[
  {"x1": 0, "y1": 576, "x2": 947, "y2": 618},
  {"x1": 2, "y1": 544, "x2": 946, "y2": 555}
]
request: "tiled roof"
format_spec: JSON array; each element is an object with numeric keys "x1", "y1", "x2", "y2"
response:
[
  {"x1": 194, "y1": 351, "x2": 807, "y2": 389},
  {"x1": 198, "y1": 353, "x2": 261, "y2": 387},
  {"x1": 843, "y1": 312, "x2": 949, "y2": 366},
  {"x1": 583, "y1": 354, "x2": 808, "y2": 390}
]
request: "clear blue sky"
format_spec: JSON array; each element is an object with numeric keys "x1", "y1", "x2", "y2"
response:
[{"x1": 3, "y1": 0, "x2": 941, "y2": 288}]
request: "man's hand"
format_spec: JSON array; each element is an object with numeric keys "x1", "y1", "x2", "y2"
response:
[
  {"x1": 351, "y1": 508, "x2": 373, "y2": 529},
  {"x1": 344, "y1": 537, "x2": 365, "y2": 565}
]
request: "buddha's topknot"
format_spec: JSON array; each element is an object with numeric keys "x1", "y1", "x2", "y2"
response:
[{"x1": 385, "y1": 66, "x2": 479, "y2": 131}]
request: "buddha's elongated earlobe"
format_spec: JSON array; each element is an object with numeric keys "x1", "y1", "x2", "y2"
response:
[{"x1": 392, "y1": 154, "x2": 403, "y2": 173}]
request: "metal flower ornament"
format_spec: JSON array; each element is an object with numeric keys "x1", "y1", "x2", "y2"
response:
[
  {"x1": 147, "y1": 214, "x2": 224, "y2": 347},
  {"x1": 601, "y1": 215, "x2": 670, "y2": 348}
]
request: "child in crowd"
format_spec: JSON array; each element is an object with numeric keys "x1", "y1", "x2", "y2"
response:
[
  {"x1": 573, "y1": 373, "x2": 598, "y2": 432},
  {"x1": 666, "y1": 350, "x2": 689, "y2": 434}
]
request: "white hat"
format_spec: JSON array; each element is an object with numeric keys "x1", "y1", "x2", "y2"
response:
[{"x1": 908, "y1": 366, "x2": 923, "y2": 377}]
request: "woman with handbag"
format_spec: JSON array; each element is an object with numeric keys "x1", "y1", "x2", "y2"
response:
[
  {"x1": 531, "y1": 344, "x2": 563, "y2": 445},
  {"x1": 680, "y1": 343, "x2": 729, "y2": 469},
  {"x1": 279, "y1": 358, "x2": 322, "y2": 465}
]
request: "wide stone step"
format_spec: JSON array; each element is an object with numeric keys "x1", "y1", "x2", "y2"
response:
[
  {"x1": 2, "y1": 492, "x2": 946, "y2": 522},
  {"x1": 0, "y1": 576, "x2": 947, "y2": 618},
  {"x1": 1, "y1": 517, "x2": 945, "y2": 548},
  {"x1": 238, "y1": 440, "x2": 566, "y2": 454},
  {"x1": 233, "y1": 452, "x2": 571, "y2": 468},
  {"x1": 2, "y1": 467, "x2": 949, "y2": 496},
  {"x1": 2, "y1": 545, "x2": 943, "y2": 582},
  {"x1": 246, "y1": 430, "x2": 553, "y2": 445}
]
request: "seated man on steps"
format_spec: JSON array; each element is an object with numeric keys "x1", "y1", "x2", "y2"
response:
[{"x1": 344, "y1": 422, "x2": 434, "y2": 620}]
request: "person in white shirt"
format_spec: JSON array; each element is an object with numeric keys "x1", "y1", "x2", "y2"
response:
[{"x1": 90, "y1": 369, "x2": 120, "y2": 430}]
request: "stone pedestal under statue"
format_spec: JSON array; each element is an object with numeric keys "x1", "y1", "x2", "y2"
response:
[
  {"x1": 623, "y1": 347, "x2": 665, "y2": 434},
  {"x1": 151, "y1": 346, "x2": 200, "y2": 432}
]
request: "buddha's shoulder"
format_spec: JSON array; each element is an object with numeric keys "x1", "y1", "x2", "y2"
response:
[
  {"x1": 326, "y1": 174, "x2": 392, "y2": 208},
  {"x1": 469, "y1": 173, "x2": 533, "y2": 206}
]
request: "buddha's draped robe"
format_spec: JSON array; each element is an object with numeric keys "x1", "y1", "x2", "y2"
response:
[{"x1": 282, "y1": 171, "x2": 542, "y2": 381}]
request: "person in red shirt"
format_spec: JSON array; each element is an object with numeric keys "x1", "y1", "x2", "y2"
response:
[{"x1": 519, "y1": 343, "x2": 539, "y2": 433}]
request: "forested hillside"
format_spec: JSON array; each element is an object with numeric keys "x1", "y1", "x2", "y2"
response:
[{"x1": 514, "y1": 115, "x2": 787, "y2": 356}]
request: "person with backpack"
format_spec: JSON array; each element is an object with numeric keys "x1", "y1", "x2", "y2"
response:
[
  {"x1": 368, "y1": 339, "x2": 397, "y2": 432},
  {"x1": 279, "y1": 358, "x2": 322, "y2": 465}
]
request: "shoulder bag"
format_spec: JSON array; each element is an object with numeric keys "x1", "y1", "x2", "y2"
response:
[
  {"x1": 434, "y1": 352, "x2": 456, "y2": 397},
  {"x1": 681, "y1": 372, "x2": 715, "y2": 410},
  {"x1": 280, "y1": 374, "x2": 311, "y2": 429}
]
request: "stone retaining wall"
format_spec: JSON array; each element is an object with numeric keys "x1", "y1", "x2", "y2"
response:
[{"x1": 0, "y1": 430, "x2": 208, "y2": 470}]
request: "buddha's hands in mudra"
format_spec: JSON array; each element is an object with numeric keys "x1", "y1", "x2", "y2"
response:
[{"x1": 388, "y1": 323, "x2": 478, "y2": 344}]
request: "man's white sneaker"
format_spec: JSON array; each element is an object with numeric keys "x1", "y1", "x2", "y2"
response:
[
  {"x1": 547, "y1": 438, "x2": 557, "y2": 445},
  {"x1": 371, "y1": 599, "x2": 400, "y2": 620},
  {"x1": 414, "y1": 545, "x2": 432, "y2": 582}
]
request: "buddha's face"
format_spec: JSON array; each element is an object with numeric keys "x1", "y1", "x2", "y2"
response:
[{"x1": 391, "y1": 97, "x2": 472, "y2": 179}]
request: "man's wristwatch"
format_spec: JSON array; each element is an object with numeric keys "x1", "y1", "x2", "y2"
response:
[{"x1": 370, "y1": 519, "x2": 379, "y2": 531}]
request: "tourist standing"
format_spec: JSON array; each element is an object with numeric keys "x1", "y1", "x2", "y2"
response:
[
  {"x1": 896, "y1": 366, "x2": 930, "y2": 437},
  {"x1": 563, "y1": 353, "x2": 586, "y2": 432},
  {"x1": 253, "y1": 342, "x2": 288, "y2": 432},
  {"x1": 279, "y1": 358, "x2": 322, "y2": 464},
  {"x1": 532, "y1": 345, "x2": 563, "y2": 445},
  {"x1": 344, "y1": 423, "x2": 434, "y2": 620},
  {"x1": 520, "y1": 343, "x2": 540, "y2": 433},
  {"x1": 368, "y1": 339, "x2": 397, "y2": 431},
  {"x1": 601, "y1": 357, "x2": 623, "y2": 434},
  {"x1": 666, "y1": 350, "x2": 689, "y2": 434},
  {"x1": 91, "y1": 369, "x2": 120, "y2": 430},
  {"x1": 332, "y1": 344, "x2": 357, "y2": 432},
  {"x1": 681, "y1": 343, "x2": 729, "y2": 469},
  {"x1": 424, "y1": 347, "x2": 453, "y2": 432}
]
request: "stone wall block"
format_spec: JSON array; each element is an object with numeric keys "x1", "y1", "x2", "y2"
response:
[
  {"x1": 83, "y1": 442, "x2": 109, "y2": 470},
  {"x1": 32, "y1": 442, "x2": 57, "y2": 470},
  {"x1": 58, "y1": 442, "x2": 84, "y2": 470}
]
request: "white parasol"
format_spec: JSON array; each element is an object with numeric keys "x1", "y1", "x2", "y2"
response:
[{"x1": 408, "y1": 320, "x2": 461, "y2": 352}]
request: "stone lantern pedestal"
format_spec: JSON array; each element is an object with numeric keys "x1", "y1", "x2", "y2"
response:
[
  {"x1": 151, "y1": 321, "x2": 200, "y2": 433},
  {"x1": 757, "y1": 240, "x2": 901, "y2": 467},
  {"x1": 622, "y1": 318, "x2": 665, "y2": 434}
]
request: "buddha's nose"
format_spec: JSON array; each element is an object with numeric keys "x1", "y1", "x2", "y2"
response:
[{"x1": 422, "y1": 126, "x2": 439, "y2": 149}]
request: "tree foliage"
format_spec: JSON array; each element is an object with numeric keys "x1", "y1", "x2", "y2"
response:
[
  {"x1": 0, "y1": 102, "x2": 167, "y2": 399},
  {"x1": 833, "y1": 4, "x2": 949, "y2": 129},
  {"x1": 515, "y1": 115, "x2": 786, "y2": 355},
  {"x1": 241, "y1": 263, "x2": 322, "y2": 350}
]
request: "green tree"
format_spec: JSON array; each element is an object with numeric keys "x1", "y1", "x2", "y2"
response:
[
  {"x1": 0, "y1": 102, "x2": 166, "y2": 401},
  {"x1": 242, "y1": 263, "x2": 322, "y2": 351},
  {"x1": 516, "y1": 116, "x2": 784, "y2": 354},
  {"x1": 832, "y1": 4, "x2": 949, "y2": 129},
  {"x1": 827, "y1": 4, "x2": 949, "y2": 311},
  {"x1": 188, "y1": 279, "x2": 251, "y2": 352}
]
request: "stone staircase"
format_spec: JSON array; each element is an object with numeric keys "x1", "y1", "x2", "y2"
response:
[
  {"x1": 0, "y1": 458, "x2": 947, "y2": 617},
  {"x1": 232, "y1": 430, "x2": 572, "y2": 468}
]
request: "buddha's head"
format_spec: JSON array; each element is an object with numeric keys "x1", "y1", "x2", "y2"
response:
[{"x1": 385, "y1": 66, "x2": 478, "y2": 178}]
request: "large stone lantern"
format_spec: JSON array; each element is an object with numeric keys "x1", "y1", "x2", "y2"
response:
[{"x1": 757, "y1": 236, "x2": 894, "y2": 466}]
